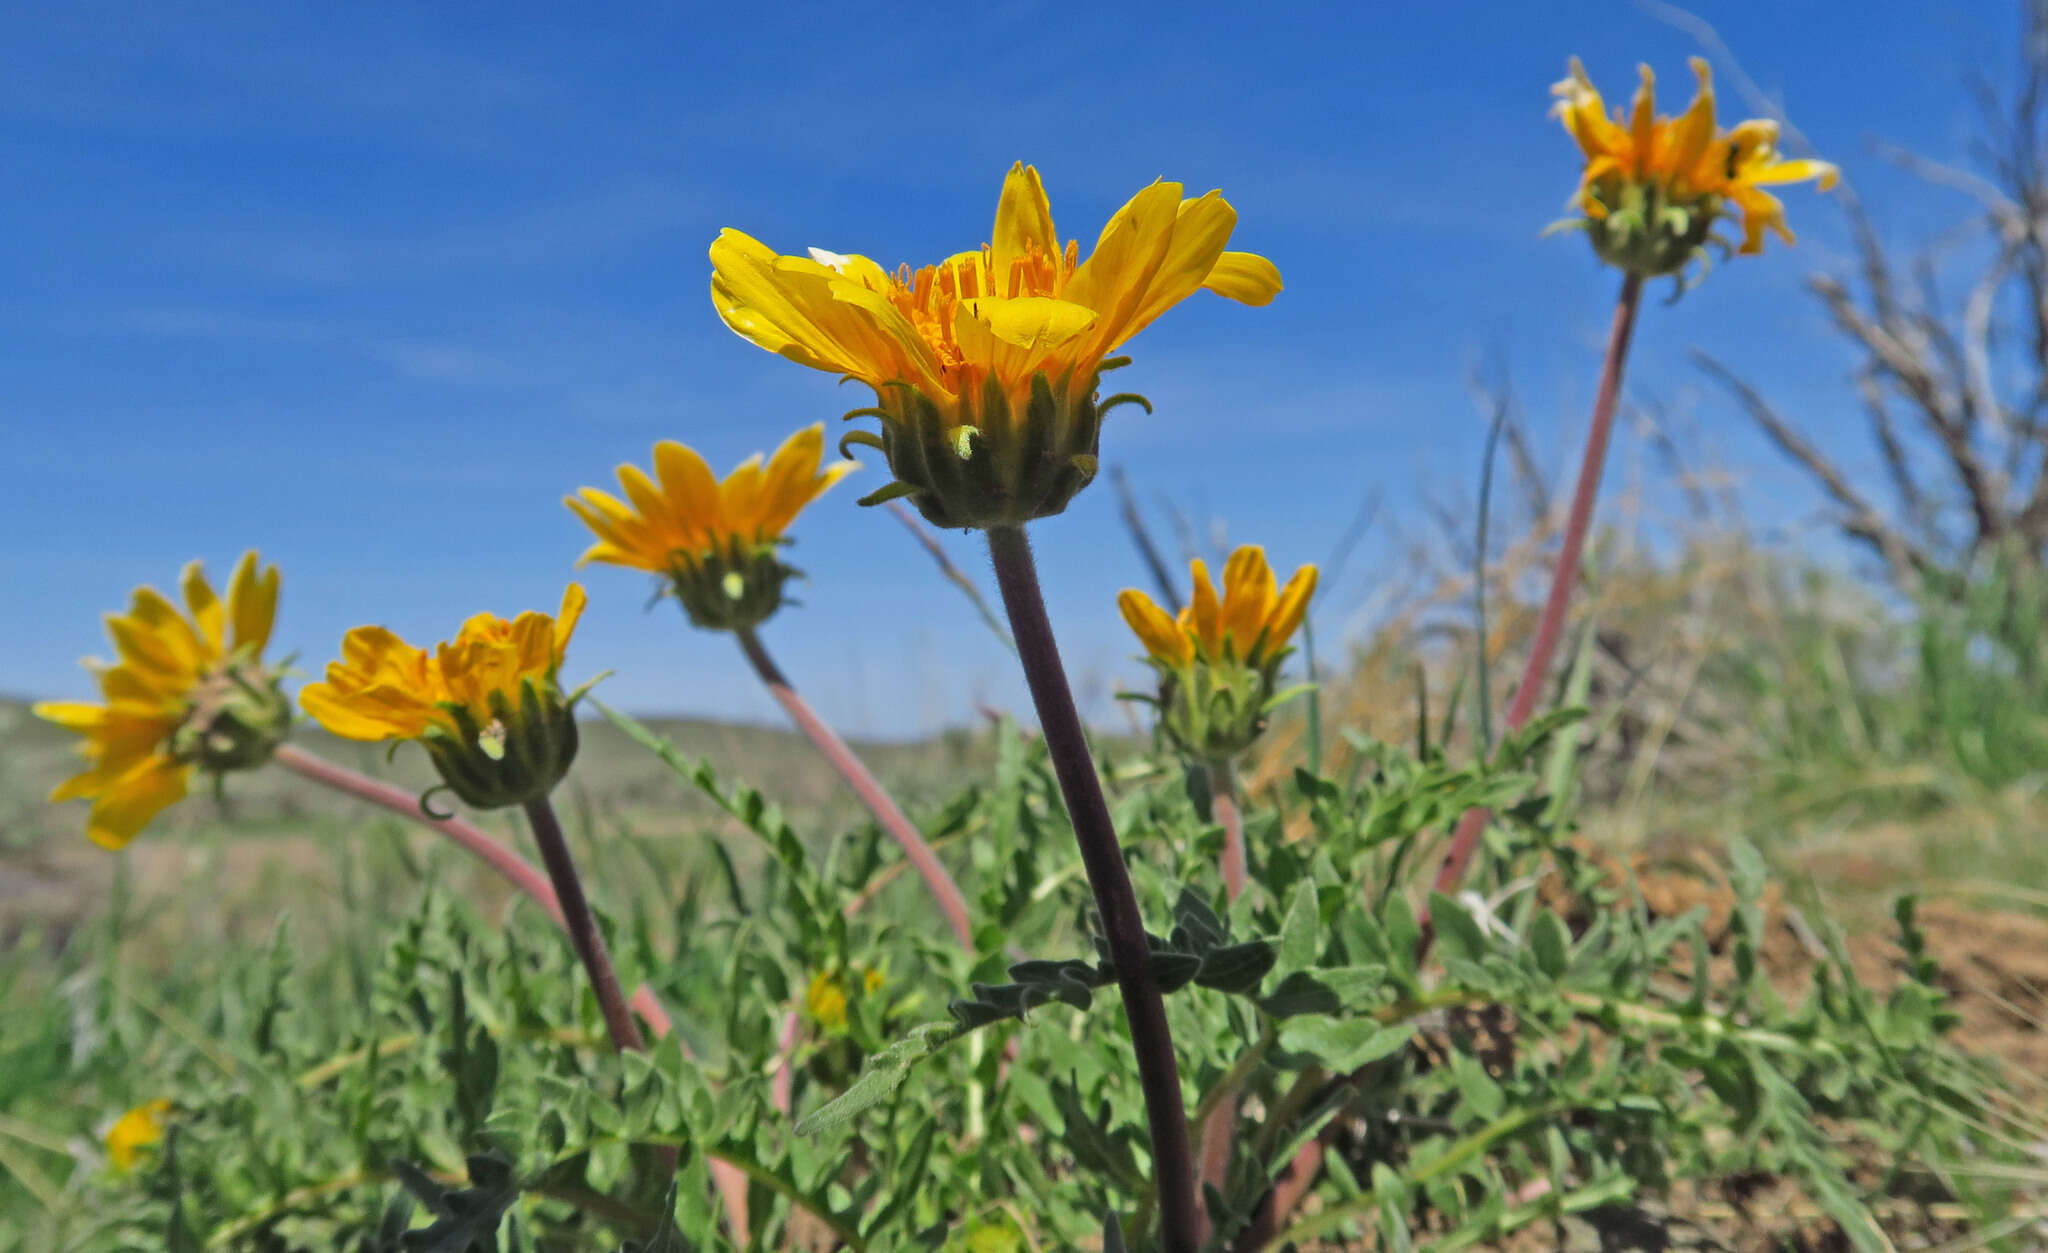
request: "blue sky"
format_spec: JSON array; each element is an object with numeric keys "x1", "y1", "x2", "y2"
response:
[{"x1": 2, "y1": 2, "x2": 2023, "y2": 737}]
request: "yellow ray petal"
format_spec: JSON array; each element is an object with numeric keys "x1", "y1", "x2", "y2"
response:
[
  {"x1": 710, "y1": 229, "x2": 873, "y2": 376},
  {"x1": 1743, "y1": 158, "x2": 1839, "y2": 189},
  {"x1": 228, "y1": 552, "x2": 279, "y2": 655},
  {"x1": 85, "y1": 755, "x2": 190, "y2": 850},
  {"x1": 1186, "y1": 559, "x2": 1222, "y2": 658},
  {"x1": 1064, "y1": 179, "x2": 1185, "y2": 337},
  {"x1": 1267, "y1": 564, "x2": 1319, "y2": 650},
  {"x1": 180, "y1": 561, "x2": 225, "y2": 653},
  {"x1": 1115, "y1": 192, "x2": 1240, "y2": 347},
  {"x1": 1118, "y1": 588, "x2": 1193, "y2": 667},
  {"x1": 991, "y1": 162, "x2": 1058, "y2": 284},
  {"x1": 652, "y1": 440, "x2": 720, "y2": 531},
  {"x1": 1220, "y1": 546, "x2": 1277, "y2": 658},
  {"x1": 554, "y1": 584, "x2": 586, "y2": 664},
  {"x1": 1201, "y1": 251, "x2": 1283, "y2": 307}
]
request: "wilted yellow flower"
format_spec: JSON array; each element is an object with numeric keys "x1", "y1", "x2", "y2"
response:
[
  {"x1": 1118, "y1": 547, "x2": 1316, "y2": 761},
  {"x1": 106, "y1": 1099, "x2": 172, "y2": 1172},
  {"x1": 710, "y1": 162, "x2": 1281, "y2": 529},
  {"x1": 36, "y1": 554, "x2": 287, "y2": 849},
  {"x1": 566, "y1": 424, "x2": 856, "y2": 630},
  {"x1": 1552, "y1": 57, "x2": 1837, "y2": 275},
  {"x1": 300, "y1": 586, "x2": 591, "y2": 809}
]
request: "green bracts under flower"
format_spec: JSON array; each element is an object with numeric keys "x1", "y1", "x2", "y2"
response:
[
  {"x1": 844, "y1": 365, "x2": 1146, "y2": 531},
  {"x1": 420, "y1": 677, "x2": 585, "y2": 811},
  {"x1": 666, "y1": 536, "x2": 797, "y2": 633}
]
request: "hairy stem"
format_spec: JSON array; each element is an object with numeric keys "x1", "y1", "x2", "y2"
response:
[
  {"x1": 1428, "y1": 270, "x2": 1645, "y2": 915},
  {"x1": 734, "y1": 624, "x2": 975, "y2": 950},
  {"x1": 522, "y1": 795, "x2": 645, "y2": 1054},
  {"x1": 984, "y1": 524, "x2": 1199, "y2": 1253}
]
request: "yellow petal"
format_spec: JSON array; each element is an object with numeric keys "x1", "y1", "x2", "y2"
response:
[
  {"x1": 614, "y1": 464, "x2": 668, "y2": 525},
  {"x1": 1629, "y1": 64, "x2": 1658, "y2": 168},
  {"x1": 991, "y1": 162, "x2": 1058, "y2": 284},
  {"x1": 1186, "y1": 558, "x2": 1222, "y2": 658},
  {"x1": 710, "y1": 229, "x2": 874, "y2": 376},
  {"x1": 1743, "y1": 157, "x2": 1839, "y2": 189},
  {"x1": 1065, "y1": 179, "x2": 1184, "y2": 337},
  {"x1": 300, "y1": 680, "x2": 432, "y2": 742},
  {"x1": 554, "y1": 583, "x2": 586, "y2": 664},
  {"x1": 1115, "y1": 192, "x2": 1241, "y2": 347},
  {"x1": 85, "y1": 756, "x2": 190, "y2": 850},
  {"x1": 35, "y1": 701, "x2": 110, "y2": 731},
  {"x1": 1662, "y1": 59, "x2": 1718, "y2": 181},
  {"x1": 720, "y1": 453, "x2": 768, "y2": 535},
  {"x1": 1201, "y1": 251, "x2": 1283, "y2": 307},
  {"x1": 1267, "y1": 564, "x2": 1319, "y2": 651},
  {"x1": 228, "y1": 552, "x2": 279, "y2": 656},
  {"x1": 756, "y1": 424, "x2": 829, "y2": 538},
  {"x1": 124, "y1": 588, "x2": 208, "y2": 675},
  {"x1": 1220, "y1": 546, "x2": 1276, "y2": 658},
  {"x1": 180, "y1": 561, "x2": 224, "y2": 653},
  {"x1": 652, "y1": 441, "x2": 720, "y2": 531},
  {"x1": 959, "y1": 295, "x2": 1098, "y2": 351},
  {"x1": 1118, "y1": 589, "x2": 1192, "y2": 667},
  {"x1": 104, "y1": 613, "x2": 193, "y2": 686}
]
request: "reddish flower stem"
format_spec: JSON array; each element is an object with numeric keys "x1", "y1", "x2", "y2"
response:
[
  {"x1": 1426, "y1": 269, "x2": 1645, "y2": 916},
  {"x1": 986, "y1": 524, "x2": 1199, "y2": 1253},
  {"x1": 734, "y1": 624, "x2": 975, "y2": 950},
  {"x1": 1213, "y1": 758, "x2": 1247, "y2": 903},
  {"x1": 1256, "y1": 273, "x2": 1645, "y2": 1249}
]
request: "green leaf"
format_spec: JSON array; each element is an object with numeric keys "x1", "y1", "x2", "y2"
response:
[
  {"x1": 795, "y1": 1024, "x2": 954, "y2": 1134},
  {"x1": 1193, "y1": 940, "x2": 1277, "y2": 995},
  {"x1": 1529, "y1": 910, "x2": 1570, "y2": 980},
  {"x1": 1277, "y1": 1017, "x2": 1415, "y2": 1070},
  {"x1": 1259, "y1": 966, "x2": 1389, "y2": 1018},
  {"x1": 1148, "y1": 949, "x2": 1205, "y2": 993},
  {"x1": 1428, "y1": 892, "x2": 1489, "y2": 964},
  {"x1": 1279, "y1": 881, "x2": 1320, "y2": 971}
]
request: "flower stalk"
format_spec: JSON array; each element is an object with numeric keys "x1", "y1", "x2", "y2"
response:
[
  {"x1": 523, "y1": 795, "x2": 646, "y2": 1055},
  {"x1": 1428, "y1": 270, "x2": 1645, "y2": 930},
  {"x1": 985, "y1": 524, "x2": 1199, "y2": 1253},
  {"x1": 734, "y1": 624, "x2": 974, "y2": 949}
]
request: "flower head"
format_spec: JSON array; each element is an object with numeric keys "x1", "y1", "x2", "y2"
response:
[
  {"x1": 566, "y1": 424, "x2": 856, "y2": 630},
  {"x1": 805, "y1": 965, "x2": 884, "y2": 1032},
  {"x1": 710, "y1": 163, "x2": 1281, "y2": 529},
  {"x1": 1118, "y1": 546, "x2": 1316, "y2": 761},
  {"x1": 1552, "y1": 57, "x2": 1837, "y2": 276},
  {"x1": 300, "y1": 585, "x2": 591, "y2": 810},
  {"x1": 106, "y1": 1099, "x2": 173, "y2": 1172},
  {"x1": 36, "y1": 554, "x2": 288, "y2": 849}
]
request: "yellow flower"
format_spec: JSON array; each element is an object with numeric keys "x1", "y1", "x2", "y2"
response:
[
  {"x1": 1119, "y1": 547, "x2": 1316, "y2": 672},
  {"x1": 106, "y1": 1099, "x2": 173, "y2": 1172},
  {"x1": 806, "y1": 966, "x2": 884, "y2": 1032},
  {"x1": 806, "y1": 970, "x2": 850, "y2": 1031},
  {"x1": 300, "y1": 585, "x2": 591, "y2": 809},
  {"x1": 710, "y1": 162, "x2": 1281, "y2": 529},
  {"x1": 566, "y1": 424, "x2": 856, "y2": 630},
  {"x1": 1552, "y1": 57, "x2": 1837, "y2": 274},
  {"x1": 36, "y1": 554, "x2": 287, "y2": 850},
  {"x1": 1118, "y1": 547, "x2": 1316, "y2": 761}
]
